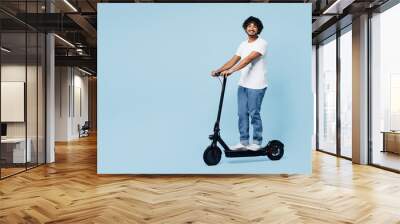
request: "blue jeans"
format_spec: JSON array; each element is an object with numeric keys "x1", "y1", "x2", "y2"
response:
[{"x1": 237, "y1": 86, "x2": 267, "y2": 145}]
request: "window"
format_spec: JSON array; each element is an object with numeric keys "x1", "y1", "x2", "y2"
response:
[
  {"x1": 317, "y1": 36, "x2": 337, "y2": 154},
  {"x1": 0, "y1": 1, "x2": 47, "y2": 179},
  {"x1": 340, "y1": 28, "x2": 352, "y2": 158},
  {"x1": 371, "y1": 3, "x2": 400, "y2": 171}
]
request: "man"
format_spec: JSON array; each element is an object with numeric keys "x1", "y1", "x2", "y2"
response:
[{"x1": 211, "y1": 16, "x2": 268, "y2": 151}]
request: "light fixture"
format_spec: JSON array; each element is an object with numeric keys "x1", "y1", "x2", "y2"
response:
[
  {"x1": 54, "y1": 34, "x2": 75, "y2": 48},
  {"x1": 322, "y1": 0, "x2": 354, "y2": 15},
  {"x1": 63, "y1": 0, "x2": 78, "y2": 12},
  {"x1": 1, "y1": 47, "x2": 11, "y2": 53},
  {"x1": 76, "y1": 48, "x2": 85, "y2": 55},
  {"x1": 322, "y1": 0, "x2": 343, "y2": 14},
  {"x1": 78, "y1": 67, "x2": 93, "y2": 76}
]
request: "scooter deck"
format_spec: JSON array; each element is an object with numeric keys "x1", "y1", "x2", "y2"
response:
[{"x1": 224, "y1": 148, "x2": 267, "y2": 158}]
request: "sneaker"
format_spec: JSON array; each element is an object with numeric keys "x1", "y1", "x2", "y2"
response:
[
  {"x1": 246, "y1": 143, "x2": 261, "y2": 151},
  {"x1": 230, "y1": 143, "x2": 247, "y2": 151}
]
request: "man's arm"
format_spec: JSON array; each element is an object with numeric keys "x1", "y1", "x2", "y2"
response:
[
  {"x1": 221, "y1": 51, "x2": 262, "y2": 76},
  {"x1": 212, "y1": 55, "x2": 241, "y2": 75}
]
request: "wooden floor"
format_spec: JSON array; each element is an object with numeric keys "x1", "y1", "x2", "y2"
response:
[
  {"x1": 1, "y1": 163, "x2": 44, "y2": 178},
  {"x1": 0, "y1": 167, "x2": 26, "y2": 178},
  {"x1": 372, "y1": 151, "x2": 400, "y2": 171},
  {"x1": 1, "y1": 134, "x2": 400, "y2": 224}
]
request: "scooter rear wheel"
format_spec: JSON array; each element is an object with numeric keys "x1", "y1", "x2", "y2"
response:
[
  {"x1": 266, "y1": 140, "x2": 284, "y2": 160},
  {"x1": 203, "y1": 145, "x2": 222, "y2": 166}
]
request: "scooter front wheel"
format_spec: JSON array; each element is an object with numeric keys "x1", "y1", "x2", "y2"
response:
[
  {"x1": 203, "y1": 145, "x2": 222, "y2": 166},
  {"x1": 266, "y1": 140, "x2": 284, "y2": 160}
]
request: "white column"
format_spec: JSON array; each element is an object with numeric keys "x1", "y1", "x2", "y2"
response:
[
  {"x1": 46, "y1": 33, "x2": 55, "y2": 163},
  {"x1": 46, "y1": 1, "x2": 55, "y2": 163},
  {"x1": 352, "y1": 14, "x2": 369, "y2": 164}
]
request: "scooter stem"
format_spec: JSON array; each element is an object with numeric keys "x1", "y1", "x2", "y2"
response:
[{"x1": 215, "y1": 76, "x2": 227, "y2": 126}]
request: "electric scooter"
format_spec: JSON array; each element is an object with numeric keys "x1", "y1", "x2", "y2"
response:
[{"x1": 203, "y1": 74, "x2": 284, "y2": 166}]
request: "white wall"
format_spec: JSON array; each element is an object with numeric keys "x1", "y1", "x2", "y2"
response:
[
  {"x1": 1, "y1": 65, "x2": 40, "y2": 138},
  {"x1": 1, "y1": 65, "x2": 26, "y2": 135},
  {"x1": 1, "y1": 64, "x2": 46, "y2": 163},
  {"x1": 55, "y1": 66, "x2": 70, "y2": 141},
  {"x1": 55, "y1": 67, "x2": 89, "y2": 141},
  {"x1": 72, "y1": 73, "x2": 89, "y2": 138}
]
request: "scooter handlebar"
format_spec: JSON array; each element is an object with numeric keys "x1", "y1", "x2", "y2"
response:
[
  {"x1": 212, "y1": 72, "x2": 221, "y2": 77},
  {"x1": 213, "y1": 72, "x2": 228, "y2": 77}
]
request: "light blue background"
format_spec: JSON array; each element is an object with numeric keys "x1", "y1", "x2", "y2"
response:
[{"x1": 98, "y1": 3, "x2": 312, "y2": 174}]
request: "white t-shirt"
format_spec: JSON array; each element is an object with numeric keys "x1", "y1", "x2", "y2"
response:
[{"x1": 235, "y1": 37, "x2": 268, "y2": 89}]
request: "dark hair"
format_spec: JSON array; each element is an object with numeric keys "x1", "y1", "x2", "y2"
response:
[{"x1": 242, "y1": 16, "x2": 263, "y2": 34}]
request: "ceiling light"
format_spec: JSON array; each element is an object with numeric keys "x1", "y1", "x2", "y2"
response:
[
  {"x1": 323, "y1": 0, "x2": 343, "y2": 14},
  {"x1": 78, "y1": 67, "x2": 93, "y2": 76},
  {"x1": 54, "y1": 34, "x2": 75, "y2": 48},
  {"x1": 322, "y1": 0, "x2": 355, "y2": 15},
  {"x1": 63, "y1": 0, "x2": 78, "y2": 12},
  {"x1": 1, "y1": 47, "x2": 11, "y2": 53}
]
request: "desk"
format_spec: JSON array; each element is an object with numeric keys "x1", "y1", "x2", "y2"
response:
[
  {"x1": 1, "y1": 138, "x2": 32, "y2": 163},
  {"x1": 382, "y1": 131, "x2": 400, "y2": 154}
]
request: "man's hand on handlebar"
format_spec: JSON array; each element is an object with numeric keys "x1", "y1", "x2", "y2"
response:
[
  {"x1": 211, "y1": 70, "x2": 220, "y2": 77},
  {"x1": 220, "y1": 69, "x2": 233, "y2": 77},
  {"x1": 211, "y1": 69, "x2": 233, "y2": 77}
]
